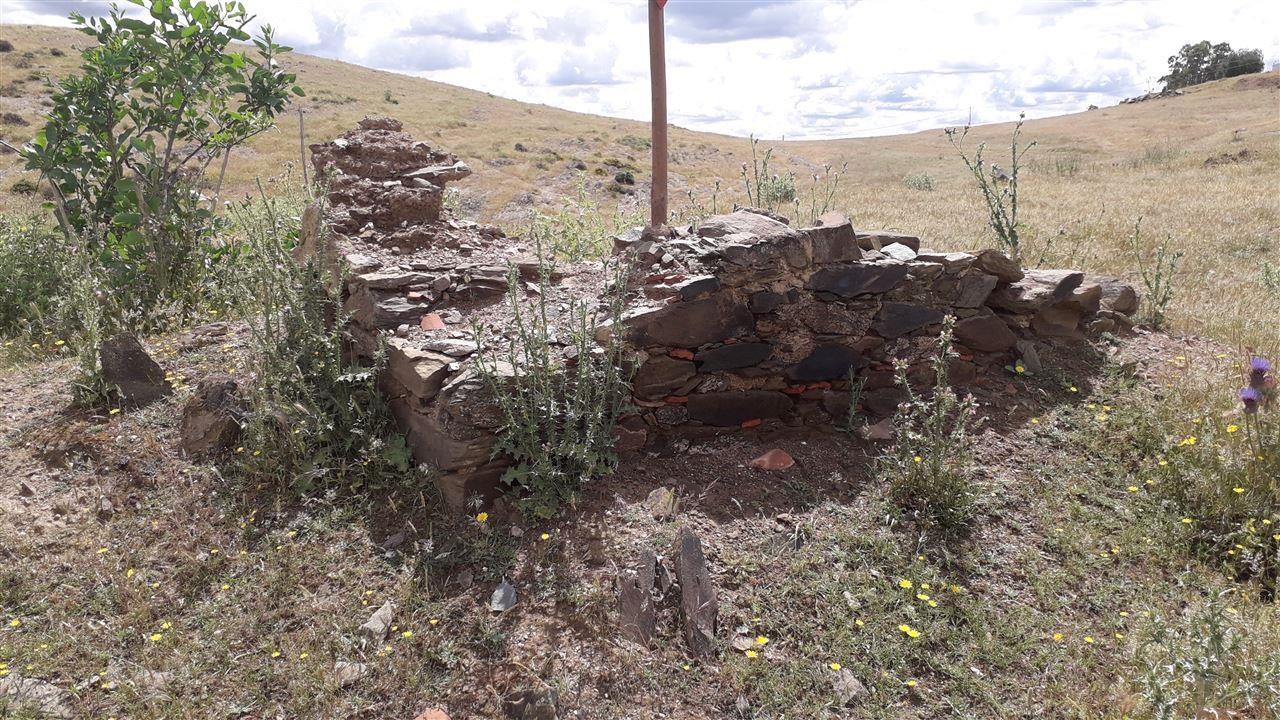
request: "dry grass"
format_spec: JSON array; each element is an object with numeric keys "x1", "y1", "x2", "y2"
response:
[{"x1": 1, "y1": 23, "x2": 1276, "y2": 349}]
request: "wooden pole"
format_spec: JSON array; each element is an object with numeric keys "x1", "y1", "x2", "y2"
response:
[
  {"x1": 648, "y1": 0, "x2": 668, "y2": 229},
  {"x1": 213, "y1": 146, "x2": 231, "y2": 210}
]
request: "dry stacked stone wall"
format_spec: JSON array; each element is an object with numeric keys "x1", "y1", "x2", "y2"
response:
[{"x1": 303, "y1": 118, "x2": 1140, "y2": 507}]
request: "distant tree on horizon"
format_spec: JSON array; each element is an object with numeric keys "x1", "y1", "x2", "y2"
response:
[{"x1": 1160, "y1": 41, "x2": 1264, "y2": 90}]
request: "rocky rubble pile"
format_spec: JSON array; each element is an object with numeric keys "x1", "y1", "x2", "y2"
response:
[
  {"x1": 302, "y1": 118, "x2": 1139, "y2": 508},
  {"x1": 304, "y1": 118, "x2": 532, "y2": 506}
]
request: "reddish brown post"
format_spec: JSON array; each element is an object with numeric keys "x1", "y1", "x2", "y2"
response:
[{"x1": 648, "y1": 0, "x2": 668, "y2": 229}]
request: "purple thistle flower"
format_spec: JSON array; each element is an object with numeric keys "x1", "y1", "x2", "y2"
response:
[
  {"x1": 1240, "y1": 387, "x2": 1261, "y2": 414},
  {"x1": 1249, "y1": 357, "x2": 1272, "y2": 390}
]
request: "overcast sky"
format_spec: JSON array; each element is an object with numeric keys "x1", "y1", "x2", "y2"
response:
[{"x1": 4, "y1": 0, "x2": 1277, "y2": 139}]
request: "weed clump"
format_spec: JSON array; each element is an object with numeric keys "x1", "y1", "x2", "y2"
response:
[
  {"x1": 229, "y1": 188, "x2": 411, "y2": 494},
  {"x1": 878, "y1": 316, "x2": 982, "y2": 530},
  {"x1": 1127, "y1": 218, "x2": 1183, "y2": 330}
]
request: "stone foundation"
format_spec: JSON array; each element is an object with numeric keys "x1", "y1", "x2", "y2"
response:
[{"x1": 303, "y1": 118, "x2": 1139, "y2": 508}]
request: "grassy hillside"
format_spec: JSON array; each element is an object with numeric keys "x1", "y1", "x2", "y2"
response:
[{"x1": 2, "y1": 24, "x2": 1276, "y2": 351}]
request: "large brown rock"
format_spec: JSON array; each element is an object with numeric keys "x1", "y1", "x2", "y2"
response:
[
  {"x1": 804, "y1": 221, "x2": 863, "y2": 264},
  {"x1": 699, "y1": 210, "x2": 813, "y2": 277},
  {"x1": 856, "y1": 230, "x2": 920, "y2": 252},
  {"x1": 954, "y1": 315, "x2": 1018, "y2": 352},
  {"x1": 987, "y1": 269, "x2": 1085, "y2": 313},
  {"x1": 179, "y1": 374, "x2": 243, "y2": 455},
  {"x1": 697, "y1": 210, "x2": 798, "y2": 244},
  {"x1": 386, "y1": 340, "x2": 454, "y2": 403},
  {"x1": 1089, "y1": 278, "x2": 1140, "y2": 316},
  {"x1": 620, "y1": 295, "x2": 754, "y2": 349},
  {"x1": 675, "y1": 527, "x2": 717, "y2": 657},
  {"x1": 953, "y1": 271, "x2": 999, "y2": 308},
  {"x1": 1032, "y1": 306, "x2": 1085, "y2": 338},
  {"x1": 100, "y1": 334, "x2": 172, "y2": 407}
]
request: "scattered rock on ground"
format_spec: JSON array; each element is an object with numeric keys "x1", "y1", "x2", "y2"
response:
[
  {"x1": 504, "y1": 688, "x2": 560, "y2": 720},
  {"x1": 646, "y1": 486, "x2": 678, "y2": 519},
  {"x1": 832, "y1": 667, "x2": 867, "y2": 706},
  {"x1": 617, "y1": 548, "x2": 658, "y2": 645},
  {"x1": 332, "y1": 660, "x2": 368, "y2": 688},
  {"x1": 359, "y1": 600, "x2": 396, "y2": 641},
  {"x1": 490, "y1": 579, "x2": 517, "y2": 612},
  {"x1": 748, "y1": 448, "x2": 795, "y2": 470},
  {"x1": 179, "y1": 374, "x2": 243, "y2": 454},
  {"x1": 0, "y1": 674, "x2": 73, "y2": 718}
]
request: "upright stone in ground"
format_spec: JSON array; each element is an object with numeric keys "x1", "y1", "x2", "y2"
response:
[
  {"x1": 99, "y1": 334, "x2": 172, "y2": 407},
  {"x1": 675, "y1": 526, "x2": 718, "y2": 657},
  {"x1": 617, "y1": 548, "x2": 658, "y2": 646}
]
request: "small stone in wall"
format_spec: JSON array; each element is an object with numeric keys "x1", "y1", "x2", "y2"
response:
[
  {"x1": 872, "y1": 303, "x2": 945, "y2": 339},
  {"x1": 787, "y1": 344, "x2": 866, "y2": 382},
  {"x1": 880, "y1": 243, "x2": 917, "y2": 262},
  {"x1": 695, "y1": 342, "x2": 772, "y2": 372},
  {"x1": 807, "y1": 263, "x2": 910, "y2": 298}
]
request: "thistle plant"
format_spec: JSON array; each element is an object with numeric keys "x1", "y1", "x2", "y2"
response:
[
  {"x1": 1128, "y1": 218, "x2": 1183, "y2": 330},
  {"x1": 945, "y1": 113, "x2": 1036, "y2": 261},
  {"x1": 741, "y1": 134, "x2": 797, "y2": 215}
]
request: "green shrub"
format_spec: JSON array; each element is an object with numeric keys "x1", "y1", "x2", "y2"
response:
[
  {"x1": 0, "y1": 216, "x2": 71, "y2": 340},
  {"x1": 473, "y1": 242, "x2": 631, "y2": 519},
  {"x1": 879, "y1": 316, "x2": 982, "y2": 530},
  {"x1": 1125, "y1": 354, "x2": 1278, "y2": 596},
  {"x1": 229, "y1": 188, "x2": 411, "y2": 494},
  {"x1": 19, "y1": 0, "x2": 302, "y2": 331},
  {"x1": 945, "y1": 114, "x2": 1036, "y2": 261}
]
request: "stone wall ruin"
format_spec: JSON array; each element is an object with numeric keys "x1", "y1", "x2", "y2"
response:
[{"x1": 303, "y1": 118, "x2": 1139, "y2": 508}]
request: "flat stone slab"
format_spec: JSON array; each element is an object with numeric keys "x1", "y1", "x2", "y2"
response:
[
  {"x1": 807, "y1": 263, "x2": 910, "y2": 297},
  {"x1": 687, "y1": 391, "x2": 792, "y2": 426}
]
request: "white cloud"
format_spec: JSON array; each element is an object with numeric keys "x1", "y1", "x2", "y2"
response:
[{"x1": 4, "y1": 0, "x2": 1277, "y2": 139}]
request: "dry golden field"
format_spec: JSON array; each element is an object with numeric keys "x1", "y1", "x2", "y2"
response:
[{"x1": 1, "y1": 23, "x2": 1277, "y2": 350}]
